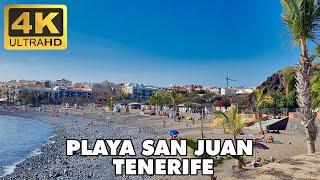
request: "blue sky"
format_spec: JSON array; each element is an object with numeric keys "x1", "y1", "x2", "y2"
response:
[{"x1": 0, "y1": 0, "x2": 301, "y2": 87}]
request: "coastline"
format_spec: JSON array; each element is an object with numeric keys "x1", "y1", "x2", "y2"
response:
[
  {"x1": 0, "y1": 110, "x2": 65, "y2": 179},
  {"x1": 0, "y1": 109, "x2": 161, "y2": 179},
  {"x1": 0, "y1": 114, "x2": 53, "y2": 178},
  {"x1": 2, "y1": 145, "x2": 43, "y2": 177},
  {"x1": 2, "y1": 132, "x2": 57, "y2": 177}
]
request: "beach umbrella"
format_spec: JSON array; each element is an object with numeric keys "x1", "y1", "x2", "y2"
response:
[
  {"x1": 253, "y1": 142, "x2": 269, "y2": 150},
  {"x1": 167, "y1": 129, "x2": 179, "y2": 136},
  {"x1": 253, "y1": 142, "x2": 269, "y2": 159}
]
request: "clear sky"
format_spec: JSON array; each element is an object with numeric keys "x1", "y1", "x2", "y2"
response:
[{"x1": 0, "y1": 0, "x2": 301, "y2": 87}]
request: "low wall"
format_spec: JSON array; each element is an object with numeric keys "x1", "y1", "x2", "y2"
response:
[{"x1": 289, "y1": 112, "x2": 320, "y2": 120}]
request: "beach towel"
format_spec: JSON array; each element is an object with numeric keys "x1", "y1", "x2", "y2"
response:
[{"x1": 273, "y1": 140, "x2": 283, "y2": 144}]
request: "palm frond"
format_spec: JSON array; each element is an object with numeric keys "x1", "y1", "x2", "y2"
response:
[
  {"x1": 212, "y1": 110, "x2": 229, "y2": 127},
  {"x1": 253, "y1": 87, "x2": 274, "y2": 107},
  {"x1": 211, "y1": 117, "x2": 226, "y2": 128},
  {"x1": 186, "y1": 138, "x2": 198, "y2": 150},
  {"x1": 212, "y1": 107, "x2": 245, "y2": 137},
  {"x1": 281, "y1": 0, "x2": 320, "y2": 44}
]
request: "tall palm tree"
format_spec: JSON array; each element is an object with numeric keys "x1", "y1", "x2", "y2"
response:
[
  {"x1": 120, "y1": 91, "x2": 129, "y2": 106},
  {"x1": 149, "y1": 91, "x2": 164, "y2": 115},
  {"x1": 166, "y1": 90, "x2": 182, "y2": 119},
  {"x1": 108, "y1": 96, "x2": 115, "y2": 113},
  {"x1": 212, "y1": 106, "x2": 245, "y2": 169},
  {"x1": 30, "y1": 91, "x2": 40, "y2": 107},
  {"x1": 252, "y1": 87, "x2": 273, "y2": 135},
  {"x1": 281, "y1": 0, "x2": 320, "y2": 154}
]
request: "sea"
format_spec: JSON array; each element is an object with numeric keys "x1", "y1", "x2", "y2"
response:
[{"x1": 0, "y1": 115, "x2": 52, "y2": 177}]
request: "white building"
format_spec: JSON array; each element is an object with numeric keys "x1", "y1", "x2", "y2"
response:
[
  {"x1": 11, "y1": 87, "x2": 92, "y2": 105},
  {"x1": 236, "y1": 87, "x2": 254, "y2": 94},
  {"x1": 221, "y1": 87, "x2": 255, "y2": 95},
  {"x1": 123, "y1": 83, "x2": 158, "y2": 100},
  {"x1": 205, "y1": 87, "x2": 221, "y2": 95},
  {"x1": 53, "y1": 79, "x2": 72, "y2": 88},
  {"x1": 220, "y1": 87, "x2": 238, "y2": 95}
]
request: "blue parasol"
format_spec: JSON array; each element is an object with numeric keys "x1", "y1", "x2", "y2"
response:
[{"x1": 167, "y1": 129, "x2": 179, "y2": 136}]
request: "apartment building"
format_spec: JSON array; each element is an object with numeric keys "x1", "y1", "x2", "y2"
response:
[
  {"x1": 123, "y1": 83, "x2": 158, "y2": 100},
  {"x1": 92, "y1": 81, "x2": 121, "y2": 101}
]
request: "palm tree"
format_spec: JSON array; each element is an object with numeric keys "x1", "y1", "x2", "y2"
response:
[
  {"x1": 30, "y1": 91, "x2": 40, "y2": 107},
  {"x1": 17, "y1": 89, "x2": 30, "y2": 105},
  {"x1": 108, "y1": 96, "x2": 115, "y2": 113},
  {"x1": 166, "y1": 90, "x2": 182, "y2": 119},
  {"x1": 120, "y1": 91, "x2": 129, "y2": 105},
  {"x1": 281, "y1": 67, "x2": 296, "y2": 96},
  {"x1": 281, "y1": 67, "x2": 297, "y2": 114},
  {"x1": 281, "y1": 0, "x2": 320, "y2": 154},
  {"x1": 149, "y1": 91, "x2": 164, "y2": 115},
  {"x1": 252, "y1": 87, "x2": 273, "y2": 135},
  {"x1": 211, "y1": 106, "x2": 245, "y2": 169}
]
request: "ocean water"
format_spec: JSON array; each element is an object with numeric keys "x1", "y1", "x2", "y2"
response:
[{"x1": 0, "y1": 116, "x2": 52, "y2": 177}]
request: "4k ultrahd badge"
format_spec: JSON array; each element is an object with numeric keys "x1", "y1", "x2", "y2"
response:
[{"x1": 4, "y1": 4, "x2": 67, "y2": 50}]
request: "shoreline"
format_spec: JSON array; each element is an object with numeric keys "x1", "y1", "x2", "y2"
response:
[
  {"x1": 2, "y1": 132, "x2": 58, "y2": 177},
  {"x1": 1, "y1": 145, "x2": 43, "y2": 177},
  {"x1": 0, "y1": 114, "x2": 54, "y2": 178},
  {"x1": 0, "y1": 109, "x2": 161, "y2": 179},
  {"x1": 0, "y1": 111, "x2": 64, "y2": 179}
]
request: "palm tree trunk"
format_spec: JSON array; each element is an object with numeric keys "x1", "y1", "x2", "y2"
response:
[
  {"x1": 233, "y1": 135, "x2": 242, "y2": 169},
  {"x1": 296, "y1": 50, "x2": 317, "y2": 154},
  {"x1": 258, "y1": 122, "x2": 264, "y2": 135},
  {"x1": 222, "y1": 126, "x2": 227, "y2": 134},
  {"x1": 173, "y1": 101, "x2": 176, "y2": 121},
  {"x1": 156, "y1": 103, "x2": 159, "y2": 115},
  {"x1": 257, "y1": 109, "x2": 265, "y2": 135}
]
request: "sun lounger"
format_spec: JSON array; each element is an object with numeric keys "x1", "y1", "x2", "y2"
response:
[{"x1": 266, "y1": 117, "x2": 289, "y2": 133}]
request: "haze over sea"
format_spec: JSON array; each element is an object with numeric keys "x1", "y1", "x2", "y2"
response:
[{"x1": 0, "y1": 116, "x2": 52, "y2": 176}]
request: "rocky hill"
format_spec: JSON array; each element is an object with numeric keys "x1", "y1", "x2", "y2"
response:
[
  {"x1": 258, "y1": 62, "x2": 320, "y2": 95},
  {"x1": 259, "y1": 70, "x2": 286, "y2": 95}
]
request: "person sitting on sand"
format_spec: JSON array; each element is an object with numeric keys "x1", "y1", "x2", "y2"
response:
[
  {"x1": 176, "y1": 115, "x2": 182, "y2": 122},
  {"x1": 170, "y1": 134, "x2": 177, "y2": 139},
  {"x1": 254, "y1": 135, "x2": 265, "y2": 142},
  {"x1": 264, "y1": 135, "x2": 274, "y2": 143},
  {"x1": 251, "y1": 158, "x2": 262, "y2": 168}
]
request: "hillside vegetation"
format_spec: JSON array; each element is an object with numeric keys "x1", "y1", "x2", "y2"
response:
[{"x1": 258, "y1": 62, "x2": 320, "y2": 109}]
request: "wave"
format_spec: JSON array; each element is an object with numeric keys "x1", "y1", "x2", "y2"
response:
[{"x1": 0, "y1": 130, "x2": 56, "y2": 177}]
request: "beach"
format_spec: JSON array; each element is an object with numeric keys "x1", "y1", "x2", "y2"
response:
[
  {"x1": 0, "y1": 107, "x2": 319, "y2": 179},
  {"x1": 0, "y1": 108, "x2": 162, "y2": 180}
]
